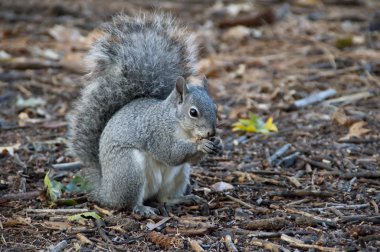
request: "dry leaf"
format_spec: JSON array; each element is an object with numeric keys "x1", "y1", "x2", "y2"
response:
[
  {"x1": 340, "y1": 121, "x2": 371, "y2": 140},
  {"x1": 332, "y1": 108, "x2": 351, "y2": 126},
  {"x1": 43, "y1": 221, "x2": 71, "y2": 230},
  {"x1": 3, "y1": 217, "x2": 32, "y2": 227},
  {"x1": 76, "y1": 233, "x2": 93, "y2": 244}
]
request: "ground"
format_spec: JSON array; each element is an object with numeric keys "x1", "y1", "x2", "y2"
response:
[{"x1": 1, "y1": 0, "x2": 380, "y2": 251}]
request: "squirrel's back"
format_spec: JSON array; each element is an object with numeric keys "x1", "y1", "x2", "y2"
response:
[{"x1": 69, "y1": 13, "x2": 199, "y2": 170}]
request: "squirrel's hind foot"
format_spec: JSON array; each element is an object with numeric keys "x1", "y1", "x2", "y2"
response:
[{"x1": 133, "y1": 205, "x2": 159, "y2": 218}]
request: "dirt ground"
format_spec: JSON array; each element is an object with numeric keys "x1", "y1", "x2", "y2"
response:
[{"x1": 1, "y1": 0, "x2": 380, "y2": 251}]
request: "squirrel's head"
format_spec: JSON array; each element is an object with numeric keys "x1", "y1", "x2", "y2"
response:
[{"x1": 170, "y1": 76, "x2": 217, "y2": 140}]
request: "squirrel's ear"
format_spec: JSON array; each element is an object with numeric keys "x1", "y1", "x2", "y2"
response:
[
  {"x1": 202, "y1": 75, "x2": 209, "y2": 92},
  {"x1": 175, "y1": 76, "x2": 187, "y2": 103}
]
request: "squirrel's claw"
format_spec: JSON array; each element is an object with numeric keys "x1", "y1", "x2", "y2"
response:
[
  {"x1": 133, "y1": 205, "x2": 159, "y2": 218},
  {"x1": 199, "y1": 137, "x2": 223, "y2": 155}
]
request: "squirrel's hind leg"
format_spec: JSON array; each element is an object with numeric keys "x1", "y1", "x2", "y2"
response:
[
  {"x1": 98, "y1": 147, "x2": 151, "y2": 213},
  {"x1": 157, "y1": 164, "x2": 208, "y2": 210}
]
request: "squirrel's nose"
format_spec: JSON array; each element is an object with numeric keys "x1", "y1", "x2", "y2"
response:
[{"x1": 207, "y1": 128, "x2": 216, "y2": 138}]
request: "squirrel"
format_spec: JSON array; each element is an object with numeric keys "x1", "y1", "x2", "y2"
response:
[{"x1": 69, "y1": 13, "x2": 222, "y2": 217}]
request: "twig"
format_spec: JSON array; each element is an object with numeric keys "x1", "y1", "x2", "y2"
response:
[
  {"x1": 268, "y1": 190, "x2": 333, "y2": 198},
  {"x1": 166, "y1": 227, "x2": 209, "y2": 236},
  {"x1": 303, "y1": 65, "x2": 363, "y2": 82},
  {"x1": 241, "y1": 216, "x2": 319, "y2": 231},
  {"x1": 288, "y1": 89, "x2": 337, "y2": 110},
  {"x1": 359, "y1": 234, "x2": 380, "y2": 242},
  {"x1": 340, "y1": 215, "x2": 380, "y2": 224},
  {"x1": 147, "y1": 217, "x2": 172, "y2": 231},
  {"x1": 224, "y1": 235, "x2": 238, "y2": 252},
  {"x1": 52, "y1": 161, "x2": 83, "y2": 171},
  {"x1": 48, "y1": 240, "x2": 68, "y2": 252},
  {"x1": 251, "y1": 238, "x2": 290, "y2": 252},
  {"x1": 224, "y1": 194, "x2": 255, "y2": 209},
  {"x1": 284, "y1": 208, "x2": 337, "y2": 227},
  {"x1": 0, "y1": 191, "x2": 40, "y2": 202},
  {"x1": 286, "y1": 176, "x2": 301, "y2": 188},
  {"x1": 323, "y1": 171, "x2": 380, "y2": 179},
  {"x1": 337, "y1": 137, "x2": 379, "y2": 144},
  {"x1": 324, "y1": 91, "x2": 374, "y2": 106},
  {"x1": 233, "y1": 228, "x2": 312, "y2": 238},
  {"x1": 307, "y1": 203, "x2": 370, "y2": 212},
  {"x1": 269, "y1": 143, "x2": 292, "y2": 166},
  {"x1": 0, "y1": 59, "x2": 61, "y2": 70},
  {"x1": 95, "y1": 219, "x2": 111, "y2": 243},
  {"x1": 189, "y1": 239, "x2": 204, "y2": 252},
  {"x1": 281, "y1": 234, "x2": 343, "y2": 252},
  {"x1": 26, "y1": 208, "x2": 89, "y2": 214},
  {"x1": 370, "y1": 200, "x2": 379, "y2": 213},
  {"x1": 241, "y1": 217, "x2": 287, "y2": 231},
  {"x1": 76, "y1": 233, "x2": 93, "y2": 244},
  {"x1": 277, "y1": 152, "x2": 301, "y2": 168},
  {"x1": 298, "y1": 156, "x2": 334, "y2": 171}
]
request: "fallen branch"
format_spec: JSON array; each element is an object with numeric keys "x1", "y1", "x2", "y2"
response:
[
  {"x1": 288, "y1": 89, "x2": 337, "y2": 110},
  {"x1": 281, "y1": 234, "x2": 343, "y2": 252}
]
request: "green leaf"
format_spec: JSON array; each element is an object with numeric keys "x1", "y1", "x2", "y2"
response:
[
  {"x1": 44, "y1": 172, "x2": 63, "y2": 202},
  {"x1": 232, "y1": 113, "x2": 278, "y2": 134},
  {"x1": 68, "y1": 212, "x2": 101, "y2": 222}
]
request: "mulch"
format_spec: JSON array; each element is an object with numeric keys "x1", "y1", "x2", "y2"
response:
[{"x1": 1, "y1": 0, "x2": 379, "y2": 251}]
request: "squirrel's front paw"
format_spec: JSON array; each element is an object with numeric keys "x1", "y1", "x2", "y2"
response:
[
  {"x1": 198, "y1": 137, "x2": 223, "y2": 155},
  {"x1": 133, "y1": 205, "x2": 158, "y2": 218}
]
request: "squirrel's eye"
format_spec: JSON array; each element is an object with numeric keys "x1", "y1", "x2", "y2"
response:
[{"x1": 189, "y1": 108, "x2": 198, "y2": 118}]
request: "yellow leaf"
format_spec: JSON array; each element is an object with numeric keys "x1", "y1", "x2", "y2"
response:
[
  {"x1": 232, "y1": 113, "x2": 278, "y2": 134},
  {"x1": 265, "y1": 117, "x2": 278, "y2": 132}
]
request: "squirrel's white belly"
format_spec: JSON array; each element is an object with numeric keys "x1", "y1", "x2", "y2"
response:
[{"x1": 132, "y1": 149, "x2": 190, "y2": 202}]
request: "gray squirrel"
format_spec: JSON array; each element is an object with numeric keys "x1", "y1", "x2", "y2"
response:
[{"x1": 69, "y1": 13, "x2": 222, "y2": 216}]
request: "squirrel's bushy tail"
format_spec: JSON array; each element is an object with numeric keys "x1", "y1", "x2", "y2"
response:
[{"x1": 69, "y1": 13, "x2": 199, "y2": 174}]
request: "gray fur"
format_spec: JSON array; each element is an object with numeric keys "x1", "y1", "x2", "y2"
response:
[{"x1": 69, "y1": 13, "x2": 221, "y2": 212}]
